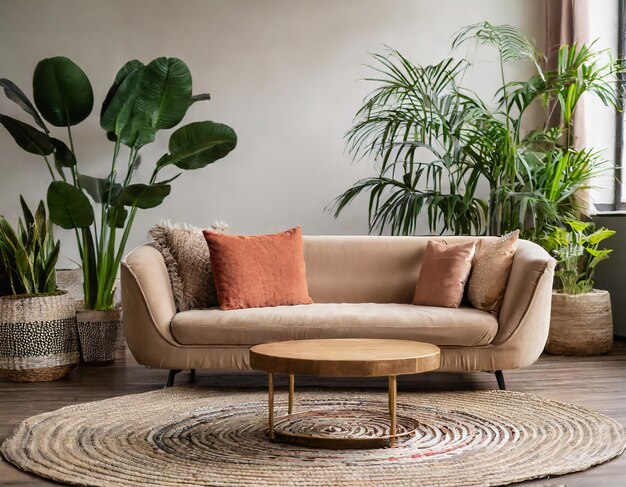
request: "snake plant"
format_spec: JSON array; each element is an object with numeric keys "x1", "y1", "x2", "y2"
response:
[{"x1": 0, "y1": 197, "x2": 60, "y2": 296}]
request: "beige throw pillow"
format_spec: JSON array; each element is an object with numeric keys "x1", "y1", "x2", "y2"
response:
[
  {"x1": 467, "y1": 230, "x2": 519, "y2": 315},
  {"x1": 149, "y1": 222, "x2": 227, "y2": 311}
]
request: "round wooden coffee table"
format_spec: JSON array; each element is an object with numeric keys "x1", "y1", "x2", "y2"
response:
[{"x1": 249, "y1": 338, "x2": 440, "y2": 449}]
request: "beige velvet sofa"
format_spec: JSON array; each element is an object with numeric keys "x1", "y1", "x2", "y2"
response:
[{"x1": 121, "y1": 236, "x2": 555, "y2": 388}]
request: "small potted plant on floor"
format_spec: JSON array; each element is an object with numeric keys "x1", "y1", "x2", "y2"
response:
[
  {"x1": 0, "y1": 56, "x2": 237, "y2": 364},
  {"x1": 542, "y1": 220, "x2": 615, "y2": 355},
  {"x1": 0, "y1": 198, "x2": 79, "y2": 381}
]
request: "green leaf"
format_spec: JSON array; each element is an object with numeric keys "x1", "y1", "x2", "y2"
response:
[
  {"x1": 78, "y1": 174, "x2": 121, "y2": 204},
  {"x1": 587, "y1": 228, "x2": 615, "y2": 245},
  {"x1": 158, "y1": 121, "x2": 237, "y2": 170},
  {"x1": 42, "y1": 239, "x2": 60, "y2": 291},
  {"x1": 586, "y1": 247, "x2": 612, "y2": 258},
  {"x1": 19, "y1": 195, "x2": 35, "y2": 232},
  {"x1": 0, "y1": 217, "x2": 32, "y2": 293},
  {"x1": 52, "y1": 138, "x2": 76, "y2": 167},
  {"x1": 0, "y1": 114, "x2": 54, "y2": 155},
  {"x1": 47, "y1": 181, "x2": 94, "y2": 229},
  {"x1": 118, "y1": 183, "x2": 171, "y2": 209},
  {"x1": 100, "y1": 68, "x2": 155, "y2": 148},
  {"x1": 0, "y1": 78, "x2": 48, "y2": 132},
  {"x1": 136, "y1": 57, "x2": 192, "y2": 129},
  {"x1": 101, "y1": 68, "x2": 141, "y2": 132},
  {"x1": 33, "y1": 56, "x2": 94, "y2": 127},
  {"x1": 100, "y1": 60, "x2": 144, "y2": 121},
  {"x1": 565, "y1": 219, "x2": 590, "y2": 233},
  {"x1": 116, "y1": 95, "x2": 156, "y2": 148},
  {"x1": 33, "y1": 200, "x2": 47, "y2": 245},
  {"x1": 106, "y1": 206, "x2": 128, "y2": 228}
]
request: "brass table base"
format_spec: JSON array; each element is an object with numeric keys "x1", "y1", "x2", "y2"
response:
[{"x1": 265, "y1": 373, "x2": 414, "y2": 449}]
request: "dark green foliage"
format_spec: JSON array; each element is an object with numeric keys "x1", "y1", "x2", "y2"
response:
[
  {"x1": 0, "y1": 197, "x2": 60, "y2": 296},
  {"x1": 0, "y1": 56, "x2": 237, "y2": 309}
]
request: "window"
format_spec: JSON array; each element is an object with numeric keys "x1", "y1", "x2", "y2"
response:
[
  {"x1": 588, "y1": 0, "x2": 624, "y2": 212},
  {"x1": 615, "y1": 0, "x2": 626, "y2": 209}
]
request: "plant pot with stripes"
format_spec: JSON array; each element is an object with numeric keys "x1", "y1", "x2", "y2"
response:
[
  {"x1": 76, "y1": 309, "x2": 122, "y2": 365},
  {"x1": 0, "y1": 291, "x2": 79, "y2": 382}
]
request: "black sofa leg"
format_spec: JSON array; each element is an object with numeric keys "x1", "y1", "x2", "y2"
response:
[
  {"x1": 495, "y1": 370, "x2": 506, "y2": 391},
  {"x1": 166, "y1": 369, "x2": 182, "y2": 388},
  {"x1": 165, "y1": 369, "x2": 196, "y2": 387}
]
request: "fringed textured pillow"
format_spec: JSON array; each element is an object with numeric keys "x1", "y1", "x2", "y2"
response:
[
  {"x1": 149, "y1": 221, "x2": 228, "y2": 311},
  {"x1": 467, "y1": 230, "x2": 519, "y2": 315}
]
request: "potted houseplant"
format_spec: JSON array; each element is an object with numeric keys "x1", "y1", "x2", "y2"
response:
[
  {"x1": 542, "y1": 220, "x2": 615, "y2": 355},
  {"x1": 0, "y1": 56, "x2": 237, "y2": 364},
  {"x1": 0, "y1": 197, "x2": 79, "y2": 381},
  {"x1": 332, "y1": 23, "x2": 623, "y2": 241}
]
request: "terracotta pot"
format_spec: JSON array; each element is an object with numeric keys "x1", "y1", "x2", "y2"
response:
[
  {"x1": 546, "y1": 290, "x2": 613, "y2": 356},
  {"x1": 0, "y1": 291, "x2": 79, "y2": 382},
  {"x1": 76, "y1": 309, "x2": 122, "y2": 365}
]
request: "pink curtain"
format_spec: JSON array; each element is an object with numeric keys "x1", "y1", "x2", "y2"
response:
[{"x1": 544, "y1": 0, "x2": 591, "y2": 212}]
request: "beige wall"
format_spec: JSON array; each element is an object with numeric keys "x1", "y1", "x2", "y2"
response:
[{"x1": 0, "y1": 0, "x2": 545, "y2": 266}]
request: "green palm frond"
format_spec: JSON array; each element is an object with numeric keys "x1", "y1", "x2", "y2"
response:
[
  {"x1": 333, "y1": 23, "x2": 622, "y2": 241},
  {"x1": 452, "y1": 21, "x2": 543, "y2": 74}
]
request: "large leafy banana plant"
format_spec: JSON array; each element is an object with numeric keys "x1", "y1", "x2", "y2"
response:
[{"x1": 0, "y1": 57, "x2": 237, "y2": 310}]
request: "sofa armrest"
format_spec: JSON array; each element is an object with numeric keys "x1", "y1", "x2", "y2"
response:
[
  {"x1": 121, "y1": 245, "x2": 178, "y2": 354},
  {"x1": 495, "y1": 239, "x2": 556, "y2": 347}
]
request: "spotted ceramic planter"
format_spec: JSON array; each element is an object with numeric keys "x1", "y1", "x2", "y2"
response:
[{"x1": 0, "y1": 291, "x2": 79, "y2": 382}]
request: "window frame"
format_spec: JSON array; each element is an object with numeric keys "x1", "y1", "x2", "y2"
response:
[{"x1": 613, "y1": 0, "x2": 626, "y2": 210}]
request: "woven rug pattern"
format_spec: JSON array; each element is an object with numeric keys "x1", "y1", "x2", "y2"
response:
[{"x1": 1, "y1": 388, "x2": 625, "y2": 486}]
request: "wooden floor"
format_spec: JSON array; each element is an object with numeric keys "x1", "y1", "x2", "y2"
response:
[{"x1": 1, "y1": 341, "x2": 625, "y2": 486}]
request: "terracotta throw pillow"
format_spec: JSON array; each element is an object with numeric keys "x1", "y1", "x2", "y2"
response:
[
  {"x1": 467, "y1": 230, "x2": 519, "y2": 314},
  {"x1": 203, "y1": 226, "x2": 313, "y2": 311},
  {"x1": 149, "y1": 221, "x2": 228, "y2": 311},
  {"x1": 412, "y1": 240, "x2": 476, "y2": 308}
]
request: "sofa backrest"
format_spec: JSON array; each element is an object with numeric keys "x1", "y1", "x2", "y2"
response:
[{"x1": 302, "y1": 235, "x2": 502, "y2": 304}]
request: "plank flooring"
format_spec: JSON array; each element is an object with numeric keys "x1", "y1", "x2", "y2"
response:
[{"x1": 1, "y1": 340, "x2": 625, "y2": 486}]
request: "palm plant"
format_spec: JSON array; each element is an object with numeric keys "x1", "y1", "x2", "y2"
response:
[
  {"x1": 332, "y1": 22, "x2": 625, "y2": 239},
  {"x1": 0, "y1": 197, "x2": 60, "y2": 296},
  {"x1": 335, "y1": 54, "x2": 488, "y2": 235},
  {"x1": 0, "y1": 56, "x2": 237, "y2": 310}
]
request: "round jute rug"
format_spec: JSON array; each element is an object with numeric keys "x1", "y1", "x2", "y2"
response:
[{"x1": 1, "y1": 387, "x2": 625, "y2": 486}]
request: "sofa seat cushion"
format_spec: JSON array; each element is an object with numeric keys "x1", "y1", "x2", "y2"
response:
[{"x1": 170, "y1": 303, "x2": 498, "y2": 347}]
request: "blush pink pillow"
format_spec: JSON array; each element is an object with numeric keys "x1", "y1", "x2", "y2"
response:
[
  {"x1": 412, "y1": 240, "x2": 477, "y2": 308},
  {"x1": 203, "y1": 226, "x2": 313, "y2": 311}
]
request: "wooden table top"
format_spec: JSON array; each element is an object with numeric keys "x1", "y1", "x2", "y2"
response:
[{"x1": 249, "y1": 338, "x2": 441, "y2": 377}]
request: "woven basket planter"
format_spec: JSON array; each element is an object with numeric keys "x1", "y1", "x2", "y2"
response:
[
  {"x1": 76, "y1": 309, "x2": 122, "y2": 365},
  {"x1": 55, "y1": 268, "x2": 84, "y2": 306},
  {"x1": 0, "y1": 291, "x2": 79, "y2": 382},
  {"x1": 546, "y1": 290, "x2": 613, "y2": 356}
]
